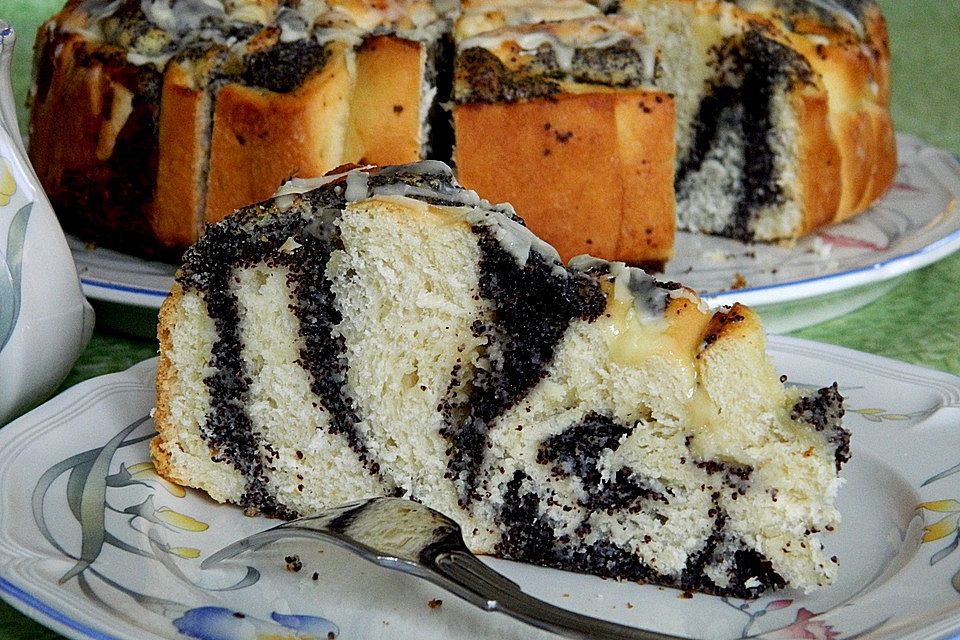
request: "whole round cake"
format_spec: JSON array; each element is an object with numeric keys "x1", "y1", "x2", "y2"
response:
[
  {"x1": 153, "y1": 161, "x2": 850, "y2": 598},
  {"x1": 30, "y1": 0, "x2": 894, "y2": 267}
]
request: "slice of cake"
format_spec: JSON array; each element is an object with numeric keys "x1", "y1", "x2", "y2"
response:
[
  {"x1": 451, "y1": 4, "x2": 676, "y2": 269},
  {"x1": 152, "y1": 161, "x2": 849, "y2": 599}
]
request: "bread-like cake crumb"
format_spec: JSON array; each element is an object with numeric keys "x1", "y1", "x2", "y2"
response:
[{"x1": 152, "y1": 162, "x2": 849, "y2": 599}]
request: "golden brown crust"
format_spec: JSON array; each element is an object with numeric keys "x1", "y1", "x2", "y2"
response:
[
  {"x1": 774, "y1": 5, "x2": 896, "y2": 224},
  {"x1": 28, "y1": 33, "x2": 99, "y2": 202},
  {"x1": 612, "y1": 92, "x2": 676, "y2": 266},
  {"x1": 152, "y1": 60, "x2": 210, "y2": 250},
  {"x1": 453, "y1": 89, "x2": 675, "y2": 266},
  {"x1": 204, "y1": 36, "x2": 427, "y2": 224},
  {"x1": 700, "y1": 303, "x2": 762, "y2": 348},
  {"x1": 793, "y1": 88, "x2": 843, "y2": 234},
  {"x1": 151, "y1": 284, "x2": 187, "y2": 487},
  {"x1": 28, "y1": 31, "x2": 169, "y2": 255},
  {"x1": 30, "y1": 0, "x2": 896, "y2": 261},
  {"x1": 344, "y1": 36, "x2": 425, "y2": 165},
  {"x1": 204, "y1": 42, "x2": 355, "y2": 224}
]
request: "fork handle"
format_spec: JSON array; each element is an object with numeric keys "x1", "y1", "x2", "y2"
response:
[{"x1": 430, "y1": 550, "x2": 688, "y2": 640}]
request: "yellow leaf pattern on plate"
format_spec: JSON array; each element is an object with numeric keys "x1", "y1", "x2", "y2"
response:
[
  {"x1": 923, "y1": 513, "x2": 960, "y2": 543},
  {"x1": 129, "y1": 461, "x2": 187, "y2": 497},
  {"x1": 156, "y1": 507, "x2": 209, "y2": 532},
  {"x1": 919, "y1": 499, "x2": 960, "y2": 513}
]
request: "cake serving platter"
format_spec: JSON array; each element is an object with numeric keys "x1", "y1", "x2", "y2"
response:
[
  {"x1": 2, "y1": 336, "x2": 960, "y2": 640},
  {"x1": 68, "y1": 134, "x2": 960, "y2": 335}
]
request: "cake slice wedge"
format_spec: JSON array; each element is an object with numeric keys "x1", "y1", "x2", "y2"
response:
[{"x1": 152, "y1": 161, "x2": 849, "y2": 599}]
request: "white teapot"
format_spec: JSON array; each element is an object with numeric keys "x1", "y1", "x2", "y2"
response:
[{"x1": 0, "y1": 21, "x2": 94, "y2": 425}]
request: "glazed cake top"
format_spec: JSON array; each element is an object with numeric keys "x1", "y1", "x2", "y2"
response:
[
  {"x1": 733, "y1": 0, "x2": 874, "y2": 36},
  {"x1": 177, "y1": 161, "x2": 705, "y2": 324},
  {"x1": 49, "y1": 0, "x2": 879, "y2": 71},
  {"x1": 53, "y1": 0, "x2": 447, "y2": 67}
]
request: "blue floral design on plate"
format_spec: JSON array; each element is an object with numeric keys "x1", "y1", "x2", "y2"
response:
[{"x1": 174, "y1": 606, "x2": 339, "y2": 639}]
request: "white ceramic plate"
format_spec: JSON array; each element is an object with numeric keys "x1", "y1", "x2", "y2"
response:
[
  {"x1": 69, "y1": 134, "x2": 960, "y2": 334},
  {"x1": 2, "y1": 337, "x2": 960, "y2": 640},
  {"x1": 664, "y1": 135, "x2": 960, "y2": 331}
]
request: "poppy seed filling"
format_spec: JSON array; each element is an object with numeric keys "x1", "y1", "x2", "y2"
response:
[{"x1": 155, "y1": 162, "x2": 850, "y2": 599}]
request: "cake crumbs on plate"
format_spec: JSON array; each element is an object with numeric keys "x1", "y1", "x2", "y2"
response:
[
  {"x1": 284, "y1": 554, "x2": 303, "y2": 572},
  {"x1": 810, "y1": 236, "x2": 833, "y2": 257},
  {"x1": 731, "y1": 273, "x2": 748, "y2": 289}
]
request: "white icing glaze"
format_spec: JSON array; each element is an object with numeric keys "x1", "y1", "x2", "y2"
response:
[
  {"x1": 568, "y1": 255, "x2": 710, "y2": 319},
  {"x1": 344, "y1": 170, "x2": 370, "y2": 202},
  {"x1": 567, "y1": 254, "x2": 608, "y2": 272},
  {"x1": 66, "y1": 0, "x2": 445, "y2": 66},
  {"x1": 141, "y1": 0, "x2": 228, "y2": 34},
  {"x1": 313, "y1": 24, "x2": 367, "y2": 48},
  {"x1": 274, "y1": 192, "x2": 299, "y2": 212},
  {"x1": 458, "y1": 18, "x2": 656, "y2": 83},
  {"x1": 140, "y1": 0, "x2": 177, "y2": 32},
  {"x1": 801, "y1": 0, "x2": 864, "y2": 38},
  {"x1": 273, "y1": 162, "x2": 561, "y2": 270},
  {"x1": 125, "y1": 50, "x2": 175, "y2": 66},
  {"x1": 610, "y1": 261, "x2": 670, "y2": 321},
  {"x1": 272, "y1": 171, "x2": 365, "y2": 199},
  {"x1": 467, "y1": 209, "x2": 564, "y2": 268},
  {"x1": 277, "y1": 7, "x2": 310, "y2": 43},
  {"x1": 667, "y1": 286, "x2": 710, "y2": 314}
]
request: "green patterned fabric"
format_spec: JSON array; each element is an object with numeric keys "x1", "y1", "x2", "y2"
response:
[{"x1": 1, "y1": 1, "x2": 959, "y2": 637}]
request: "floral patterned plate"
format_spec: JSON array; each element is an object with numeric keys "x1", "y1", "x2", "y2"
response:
[
  {"x1": 2, "y1": 337, "x2": 960, "y2": 640},
  {"x1": 68, "y1": 134, "x2": 960, "y2": 334}
]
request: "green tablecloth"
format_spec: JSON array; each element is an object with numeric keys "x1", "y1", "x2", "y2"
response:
[{"x1": 1, "y1": 1, "x2": 959, "y2": 638}]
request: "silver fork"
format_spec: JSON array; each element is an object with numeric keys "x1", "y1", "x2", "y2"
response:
[{"x1": 201, "y1": 497, "x2": 686, "y2": 640}]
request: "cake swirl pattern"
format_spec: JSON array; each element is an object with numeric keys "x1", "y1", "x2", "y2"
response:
[{"x1": 152, "y1": 162, "x2": 851, "y2": 598}]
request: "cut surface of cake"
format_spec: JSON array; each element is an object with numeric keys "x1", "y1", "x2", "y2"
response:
[
  {"x1": 617, "y1": 0, "x2": 895, "y2": 241},
  {"x1": 153, "y1": 161, "x2": 850, "y2": 599}
]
